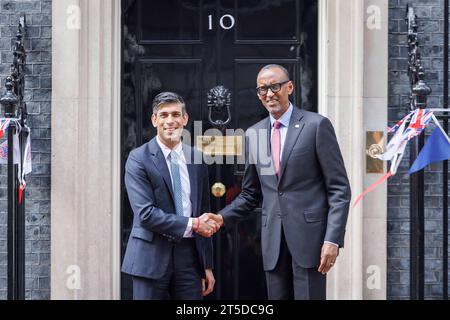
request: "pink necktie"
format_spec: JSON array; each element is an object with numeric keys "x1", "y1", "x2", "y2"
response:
[{"x1": 272, "y1": 120, "x2": 281, "y2": 176}]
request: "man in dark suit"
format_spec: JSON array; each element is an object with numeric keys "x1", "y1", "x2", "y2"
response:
[
  {"x1": 122, "y1": 92, "x2": 218, "y2": 300},
  {"x1": 206, "y1": 64, "x2": 351, "y2": 300}
]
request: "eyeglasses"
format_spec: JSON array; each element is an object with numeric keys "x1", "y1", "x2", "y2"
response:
[{"x1": 256, "y1": 80, "x2": 290, "y2": 96}]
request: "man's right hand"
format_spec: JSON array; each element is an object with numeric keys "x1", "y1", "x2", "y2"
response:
[
  {"x1": 193, "y1": 213, "x2": 221, "y2": 237},
  {"x1": 202, "y1": 213, "x2": 224, "y2": 228}
]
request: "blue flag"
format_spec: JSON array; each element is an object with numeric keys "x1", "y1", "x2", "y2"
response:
[{"x1": 409, "y1": 127, "x2": 450, "y2": 174}]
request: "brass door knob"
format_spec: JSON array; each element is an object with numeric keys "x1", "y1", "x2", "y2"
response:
[{"x1": 211, "y1": 182, "x2": 226, "y2": 198}]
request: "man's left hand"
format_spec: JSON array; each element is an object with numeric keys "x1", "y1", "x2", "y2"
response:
[
  {"x1": 202, "y1": 269, "x2": 215, "y2": 296},
  {"x1": 318, "y1": 243, "x2": 339, "y2": 274}
]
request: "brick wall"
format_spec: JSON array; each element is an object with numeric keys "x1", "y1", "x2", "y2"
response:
[{"x1": 0, "y1": 0, "x2": 51, "y2": 300}]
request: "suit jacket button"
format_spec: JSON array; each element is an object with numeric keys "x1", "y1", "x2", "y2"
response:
[{"x1": 279, "y1": 192, "x2": 283, "y2": 196}]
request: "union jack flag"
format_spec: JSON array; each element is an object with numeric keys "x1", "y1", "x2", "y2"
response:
[
  {"x1": 388, "y1": 111, "x2": 414, "y2": 133},
  {"x1": 403, "y1": 109, "x2": 433, "y2": 141},
  {"x1": 0, "y1": 119, "x2": 10, "y2": 140}
]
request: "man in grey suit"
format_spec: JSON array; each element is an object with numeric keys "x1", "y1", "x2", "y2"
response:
[
  {"x1": 206, "y1": 64, "x2": 351, "y2": 300},
  {"x1": 122, "y1": 92, "x2": 218, "y2": 300}
]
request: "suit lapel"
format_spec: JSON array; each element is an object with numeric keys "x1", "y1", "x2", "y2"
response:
[
  {"x1": 149, "y1": 138, "x2": 174, "y2": 202},
  {"x1": 278, "y1": 107, "x2": 305, "y2": 183}
]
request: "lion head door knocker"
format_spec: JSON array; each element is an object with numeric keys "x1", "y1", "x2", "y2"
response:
[{"x1": 207, "y1": 85, "x2": 231, "y2": 127}]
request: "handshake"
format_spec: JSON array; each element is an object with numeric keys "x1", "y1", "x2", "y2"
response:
[{"x1": 192, "y1": 213, "x2": 224, "y2": 237}]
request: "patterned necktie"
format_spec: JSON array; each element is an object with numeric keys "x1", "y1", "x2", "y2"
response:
[
  {"x1": 170, "y1": 151, "x2": 184, "y2": 216},
  {"x1": 272, "y1": 120, "x2": 281, "y2": 176}
]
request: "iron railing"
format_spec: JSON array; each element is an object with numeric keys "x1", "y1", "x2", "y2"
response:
[
  {"x1": 406, "y1": 3, "x2": 448, "y2": 300},
  {"x1": 0, "y1": 15, "x2": 28, "y2": 300}
]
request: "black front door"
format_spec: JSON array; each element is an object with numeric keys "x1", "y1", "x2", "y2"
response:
[{"x1": 121, "y1": 0, "x2": 318, "y2": 299}]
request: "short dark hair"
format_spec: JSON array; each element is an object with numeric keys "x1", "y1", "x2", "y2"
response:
[
  {"x1": 257, "y1": 64, "x2": 290, "y2": 80},
  {"x1": 152, "y1": 91, "x2": 186, "y2": 115}
]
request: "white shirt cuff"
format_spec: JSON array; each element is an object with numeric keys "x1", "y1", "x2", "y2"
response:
[
  {"x1": 183, "y1": 217, "x2": 194, "y2": 238},
  {"x1": 324, "y1": 241, "x2": 339, "y2": 247}
]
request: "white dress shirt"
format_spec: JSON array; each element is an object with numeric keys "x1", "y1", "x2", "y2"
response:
[
  {"x1": 269, "y1": 103, "x2": 338, "y2": 248},
  {"x1": 156, "y1": 137, "x2": 194, "y2": 237}
]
